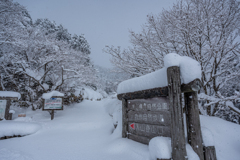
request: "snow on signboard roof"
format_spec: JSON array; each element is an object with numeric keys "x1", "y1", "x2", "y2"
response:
[
  {"x1": 117, "y1": 53, "x2": 201, "y2": 94},
  {"x1": 0, "y1": 91, "x2": 21, "y2": 100},
  {"x1": 42, "y1": 91, "x2": 64, "y2": 99}
]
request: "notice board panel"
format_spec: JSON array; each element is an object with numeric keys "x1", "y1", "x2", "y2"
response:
[
  {"x1": 43, "y1": 97, "x2": 63, "y2": 110},
  {"x1": 127, "y1": 97, "x2": 171, "y2": 144}
]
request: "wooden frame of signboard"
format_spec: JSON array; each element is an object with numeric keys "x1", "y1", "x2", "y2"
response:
[
  {"x1": 0, "y1": 97, "x2": 18, "y2": 120},
  {"x1": 42, "y1": 96, "x2": 63, "y2": 120},
  {"x1": 117, "y1": 66, "x2": 217, "y2": 160}
]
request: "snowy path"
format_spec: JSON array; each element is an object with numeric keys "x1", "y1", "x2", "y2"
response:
[
  {"x1": 0, "y1": 99, "x2": 149, "y2": 160},
  {"x1": 1, "y1": 98, "x2": 240, "y2": 160}
]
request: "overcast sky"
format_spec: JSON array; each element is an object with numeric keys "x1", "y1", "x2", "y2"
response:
[{"x1": 15, "y1": 0, "x2": 176, "y2": 68}]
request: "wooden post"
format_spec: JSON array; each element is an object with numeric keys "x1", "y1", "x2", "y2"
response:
[
  {"x1": 9, "y1": 113, "x2": 12, "y2": 120},
  {"x1": 4, "y1": 100, "x2": 11, "y2": 120},
  {"x1": 204, "y1": 146, "x2": 217, "y2": 160},
  {"x1": 167, "y1": 66, "x2": 188, "y2": 160},
  {"x1": 122, "y1": 98, "x2": 128, "y2": 138},
  {"x1": 51, "y1": 110, "x2": 54, "y2": 120},
  {"x1": 185, "y1": 92, "x2": 204, "y2": 160}
]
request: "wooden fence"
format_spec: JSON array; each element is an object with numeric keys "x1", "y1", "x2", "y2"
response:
[{"x1": 117, "y1": 66, "x2": 217, "y2": 160}]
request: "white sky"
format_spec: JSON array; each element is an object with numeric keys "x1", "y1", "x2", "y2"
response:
[{"x1": 14, "y1": 0, "x2": 176, "y2": 68}]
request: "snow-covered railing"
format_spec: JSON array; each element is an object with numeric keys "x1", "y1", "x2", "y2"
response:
[{"x1": 117, "y1": 54, "x2": 217, "y2": 160}]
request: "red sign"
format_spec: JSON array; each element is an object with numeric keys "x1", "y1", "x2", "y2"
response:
[{"x1": 130, "y1": 123, "x2": 135, "y2": 129}]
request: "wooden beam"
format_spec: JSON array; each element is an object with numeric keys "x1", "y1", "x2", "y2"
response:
[
  {"x1": 128, "y1": 122, "x2": 171, "y2": 138},
  {"x1": 127, "y1": 110, "x2": 171, "y2": 126},
  {"x1": 167, "y1": 66, "x2": 187, "y2": 160},
  {"x1": 181, "y1": 79, "x2": 202, "y2": 93},
  {"x1": 51, "y1": 110, "x2": 54, "y2": 120},
  {"x1": 185, "y1": 92, "x2": 204, "y2": 160},
  {"x1": 4, "y1": 100, "x2": 11, "y2": 120},
  {"x1": 203, "y1": 146, "x2": 217, "y2": 160},
  {"x1": 122, "y1": 98, "x2": 128, "y2": 138},
  {"x1": 117, "y1": 87, "x2": 168, "y2": 100},
  {"x1": 128, "y1": 134, "x2": 150, "y2": 145}
]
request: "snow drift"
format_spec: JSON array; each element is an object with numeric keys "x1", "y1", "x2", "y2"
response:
[{"x1": 0, "y1": 121, "x2": 41, "y2": 138}]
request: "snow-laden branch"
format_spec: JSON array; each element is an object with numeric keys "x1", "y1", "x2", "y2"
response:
[{"x1": 199, "y1": 92, "x2": 240, "y2": 115}]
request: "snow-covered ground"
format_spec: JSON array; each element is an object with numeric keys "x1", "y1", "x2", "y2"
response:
[{"x1": 0, "y1": 98, "x2": 240, "y2": 160}]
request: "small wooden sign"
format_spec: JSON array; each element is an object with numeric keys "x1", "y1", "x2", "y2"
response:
[
  {"x1": 43, "y1": 97, "x2": 63, "y2": 111},
  {"x1": 42, "y1": 96, "x2": 63, "y2": 120},
  {"x1": 125, "y1": 97, "x2": 170, "y2": 144}
]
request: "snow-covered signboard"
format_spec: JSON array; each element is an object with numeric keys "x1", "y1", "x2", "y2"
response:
[
  {"x1": 117, "y1": 54, "x2": 215, "y2": 160},
  {"x1": 126, "y1": 97, "x2": 170, "y2": 144},
  {"x1": 43, "y1": 97, "x2": 63, "y2": 110},
  {"x1": 0, "y1": 100, "x2": 7, "y2": 119}
]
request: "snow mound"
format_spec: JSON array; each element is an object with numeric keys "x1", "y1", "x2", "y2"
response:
[
  {"x1": 186, "y1": 144, "x2": 200, "y2": 160},
  {"x1": 0, "y1": 91, "x2": 21, "y2": 100},
  {"x1": 42, "y1": 91, "x2": 64, "y2": 99},
  {"x1": 149, "y1": 137, "x2": 172, "y2": 160},
  {"x1": 0, "y1": 121, "x2": 41, "y2": 137},
  {"x1": 202, "y1": 127, "x2": 215, "y2": 146},
  {"x1": 117, "y1": 53, "x2": 201, "y2": 94},
  {"x1": 9, "y1": 110, "x2": 15, "y2": 114}
]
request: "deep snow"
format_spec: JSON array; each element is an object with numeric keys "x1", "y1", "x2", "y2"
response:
[
  {"x1": 0, "y1": 98, "x2": 240, "y2": 160},
  {"x1": 0, "y1": 99, "x2": 149, "y2": 160}
]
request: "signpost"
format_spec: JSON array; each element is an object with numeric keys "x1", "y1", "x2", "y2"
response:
[
  {"x1": 43, "y1": 96, "x2": 63, "y2": 120},
  {"x1": 0, "y1": 91, "x2": 20, "y2": 120},
  {"x1": 118, "y1": 66, "x2": 217, "y2": 160}
]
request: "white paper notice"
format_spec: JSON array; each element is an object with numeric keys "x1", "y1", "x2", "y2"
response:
[
  {"x1": 44, "y1": 98, "x2": 62, "y2": 110},
  {"x1": 0, "y1": 100, "x2": 7, "y2": 119}
]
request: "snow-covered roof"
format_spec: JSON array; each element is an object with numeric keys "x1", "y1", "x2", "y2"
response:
[
  {"x1": 42, "y1": 91, "x2": 64, "y2": 99},
  {"x1": 0, "y1": 91, "x2": 21, "y2": 100},
  {"x1": 117, "y1": 53, "x2": 201, "y2": 94}
]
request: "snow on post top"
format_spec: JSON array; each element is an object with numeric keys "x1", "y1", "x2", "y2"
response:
[
  {"x1": 117, "y1": 53, "x2": 201, "y2": 94},
  {"x1": 42, "y1": 91, "x2": 64, "y2": 99},
  {"x1": 0, "y1": 91, "x2": 21, "y2": 100}
]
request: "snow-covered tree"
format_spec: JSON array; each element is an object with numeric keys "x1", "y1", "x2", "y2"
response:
[
  {"x1": 0, "y1": 0, "x2": 97, "y2": 108},
  {"x1": 70, "y1": 34, "x2": 91, "y2": 55},
  {"x1": 95, "y1": 66, "x2": 131, "y2": 94},
  {"x1": 106, "y1": 0, "x2": 240, "y2": 119}
]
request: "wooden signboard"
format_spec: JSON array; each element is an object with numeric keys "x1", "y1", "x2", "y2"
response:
[
  {"x1": 43, "y1": 97, "x2": 63, "y2": 111},
  {"x1": 119, "y1": 66, "x2": 216, "y2": 160},
  {"x1": 42, "y1": 96, "x2": 63, "y2": 120},
  {"x1": 125, "y1": 97, "x2": 170, "y2": 144}
]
